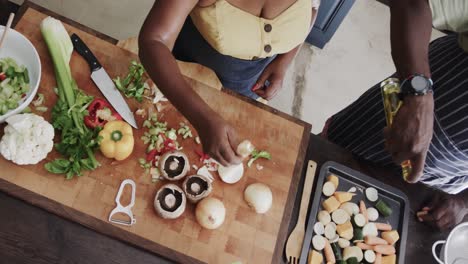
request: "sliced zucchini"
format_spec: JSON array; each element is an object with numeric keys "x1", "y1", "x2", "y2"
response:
[
  {"x1": 331, "y1": 242, "x2": 343, "y2": 260},
  {"x1": 347, "y1": 257, "x2": 359, "y2": 264},
  {"x1": 376, "y1": 199, "x2": 393, "y2": 217},
  {"x1": 352, "y1": 214, "x2": 366, "y2": 228},
  {"x1": 352, "y1": 227, "x2": 364, "y2": 242}
]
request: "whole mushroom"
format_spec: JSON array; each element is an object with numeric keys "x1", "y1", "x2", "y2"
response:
[
  {"x1": 154, "y1": 184, "x2": 186, "y2": 219},
  {"x1": 159, "y1": 151, "x2": 189, "y2": 181},
  {"x1": 183, "y1": 174, "x2": 213, "y2": 203}
]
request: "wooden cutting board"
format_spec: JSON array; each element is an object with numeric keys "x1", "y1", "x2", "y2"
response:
[{"x1": 0, "y1": 3, "x2": 311, "y2": 264}]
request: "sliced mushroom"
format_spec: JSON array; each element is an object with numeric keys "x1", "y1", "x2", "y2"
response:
[
  {"x1": 159, "y1": 151, "x2": 189, "y2": 181},
  {"x1": 183, "y1": 174, "x2": 213, "y2": 203},
  {"x1": 154, "y1": 183, "x2": 186, "y2": 219}
]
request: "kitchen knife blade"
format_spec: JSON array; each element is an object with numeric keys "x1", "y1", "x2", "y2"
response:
[{"x1": 70, "y1": 33, "x2": 138, "y2": 129}]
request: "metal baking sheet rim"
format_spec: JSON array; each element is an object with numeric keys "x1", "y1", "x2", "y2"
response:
[{"x1": 299, "y1": 161, "x2": 410, "y2": 264}]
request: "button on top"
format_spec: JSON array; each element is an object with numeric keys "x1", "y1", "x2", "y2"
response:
[
  {"x1": 264, "y1": 44, "x2": 272, "y2": 53},
  {"x1": 264, "y1": 24, "x2": 272, "y2": 32}
]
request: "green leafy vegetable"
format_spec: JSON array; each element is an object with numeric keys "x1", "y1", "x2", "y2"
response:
[
  {"x1": 247, "y1": 150, "x2": 272, "y2": 167},
  {"x1": 41, "y1": 17, "x2": 100, "y2": 179},
  {"x1": 114, "y1": 61, "x2": 147, "y2": 102}
]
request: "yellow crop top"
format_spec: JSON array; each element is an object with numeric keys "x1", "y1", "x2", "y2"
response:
[{"x1": 190, "y1": 0, "x2": 316, "y2": 60}]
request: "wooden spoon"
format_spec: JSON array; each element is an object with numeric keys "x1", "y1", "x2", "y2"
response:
[{"x1": 0, "y1": 13, "x2": 15, "y2": 53}]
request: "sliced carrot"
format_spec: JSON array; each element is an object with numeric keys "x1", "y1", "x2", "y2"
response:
[
  {"x1": 374, "y1": 244, "x2": 396, "y2": 255},
  {"x1": 324, "y1": 240, "x2": 336, "y2": 264},
  {"x1": 375, "y1": 222, "x2": 392, "y2": 231},
  {"x1": 375, "y1": 253, "x2": 383, "y2": 264},
  {"x1": 360, "y1": 200, "x2": 368, "y2": 223},
  {"x1": 356, "y1": 242, "x2": 373, "y2": 250},
  {"x1": 365, "y1": 236, "x2": 389, "y2": 245}
]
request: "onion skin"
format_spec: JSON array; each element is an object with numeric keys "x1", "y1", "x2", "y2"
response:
[
  {"x1": 195, "y1": 197, "x2": 226, "y2": 229},
  {"x1": 236, "y1": 140, "x2": 255, "y2": 158},
  {"x1": 244, "y1": 183, "x2": 273, "y2": 214}
]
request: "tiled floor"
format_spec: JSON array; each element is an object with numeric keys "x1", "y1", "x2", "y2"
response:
[{"x1": 10, "y1": 0, "x2": 445, "y2": 133}]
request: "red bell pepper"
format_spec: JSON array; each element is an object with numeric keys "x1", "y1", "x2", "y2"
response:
[
  {"x1": 0, "y1": 72, "x2": 6, "y2": 81},
  {"x1": 195, "y1": 149, "x2": 210, "y2": 162},
  {"x1": 145, "y1": 133, "x2": 178, "y2": 166},
  {"x1": 84, "y1": 98, "x2": 122, "y2": 128}
]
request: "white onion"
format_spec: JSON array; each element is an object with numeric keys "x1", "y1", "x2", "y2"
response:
[
  {"x1": 218, "y1": 163, "x2": 244, "y2": 184},
  {"x1": 244, "y1": 183, "x2": 273, "y2": 214},
  {"x1": 236, "y1": 140, "x2": 255, "y2": 158},
  {"x1": 195, "y1": 197, "x2": 226, "y2": 229}
]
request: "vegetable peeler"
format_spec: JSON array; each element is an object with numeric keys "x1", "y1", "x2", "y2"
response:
[{"x1": 109, "y1": 179, "x2": 137, "y2": 226}]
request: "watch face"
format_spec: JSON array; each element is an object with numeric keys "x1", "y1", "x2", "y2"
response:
[{"x1": 411, "y1": 76, "x2": 428, "y2": 92}]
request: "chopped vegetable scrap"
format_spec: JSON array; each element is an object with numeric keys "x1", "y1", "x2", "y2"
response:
[
  {"x1": 177, "y1": 122, "x2": 193, "y2": 139},
  {"x1": 247, "y1": 149, "x2": 272, "y2": 167},
  {"x1": 0, "y1": 57, "x2": 30, "y2": 115},
  {"x1": 114, "y1": 61, "x2": 147, "y2": 102}
]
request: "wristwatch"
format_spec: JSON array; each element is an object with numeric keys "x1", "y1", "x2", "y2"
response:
[{"x1": 400, "y1": 74, "x2": 433, "y2": 96}]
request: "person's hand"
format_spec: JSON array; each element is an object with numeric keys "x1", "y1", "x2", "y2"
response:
[
  {"x1": 417, "y1": 193, "x2": 468, "y2": 230},
  {"x1": 251, "y1": 58, "x2": 288, "y2": 100},
  {"x1": 195, "y1": 114, "x2": 242, "y2": 167},
  {"x1": 384, "y1": 93, "x2": 434, "y2": 183}
]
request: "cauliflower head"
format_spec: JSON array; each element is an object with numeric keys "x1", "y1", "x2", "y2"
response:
[{"x1": 0, "y1": 113, "x2": 54, "y2": 165}]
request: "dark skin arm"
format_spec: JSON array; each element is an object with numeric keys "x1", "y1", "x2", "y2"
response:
[
  {"x1": 419, "y1": 190, "x2": 468, "y2": 230},
  {"x1": 385, "y1": 0, "x2": 434, "y2": 183},
  {"x1": 388, "y1": 0, "x2": 468, "y2": 230},
  {"x1": 139, "y1": 0, "x2": 242, "y2": 166}
]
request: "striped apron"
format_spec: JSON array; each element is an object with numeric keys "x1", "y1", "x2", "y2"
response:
[{"x1": 327, "y1": 34, "x2": 468, "y2": 194}]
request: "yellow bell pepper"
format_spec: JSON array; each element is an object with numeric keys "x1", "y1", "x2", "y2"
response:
[{"x1": 99, "y1": 120, "x2": 134, "y2": 161}]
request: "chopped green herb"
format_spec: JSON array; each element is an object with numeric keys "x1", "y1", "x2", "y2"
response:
[{"x1": 247, "y1": 150, "x2": 272, "y2": 167}]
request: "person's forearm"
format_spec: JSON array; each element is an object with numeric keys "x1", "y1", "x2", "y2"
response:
[
  {"x1": 275, "y1": 45, "x2": 301, "y2": 68},
  {"x1": 139, "y1": 39, "x2": 213, "y2": 126},
  {"x1": 390, "y1": 0, "x2": 433, "y2": 78}
]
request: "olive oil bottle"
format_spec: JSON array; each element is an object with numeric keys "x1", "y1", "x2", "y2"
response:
[{"x1": 380, "y1": 78, "x2": 412, "y2": 181}]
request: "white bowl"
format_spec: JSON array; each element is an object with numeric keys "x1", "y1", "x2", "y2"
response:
[{"x1": 0, "y1": 25, "x2": 41, "y2": 123}]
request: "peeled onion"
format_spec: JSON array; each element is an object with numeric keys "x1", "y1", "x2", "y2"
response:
[
  {"x1": 244, "y1": 183, "x2": 273, "y2": 214},
  {"x1": 195, "y1": 197, "x2": 226, "y2": 229},
  {"x1": 236, "y1": 140, "x2": 255, "y2": 158},
  {"x1": 218, "y1": 163, "x2": 244, "y2": 184}
]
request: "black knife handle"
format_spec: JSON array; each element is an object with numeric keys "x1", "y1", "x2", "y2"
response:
[{"x1": 70, "y1": 33, "x2": 102, "y2": 72}]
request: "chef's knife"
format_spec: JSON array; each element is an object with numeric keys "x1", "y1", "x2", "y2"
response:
[{"x1": 70, "y1": 33, "x2": 138, "y2": 129}]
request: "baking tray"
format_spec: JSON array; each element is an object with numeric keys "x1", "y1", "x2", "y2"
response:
[{"x1": 299, "y1": 161, "x2": 409, "y2": 264}]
